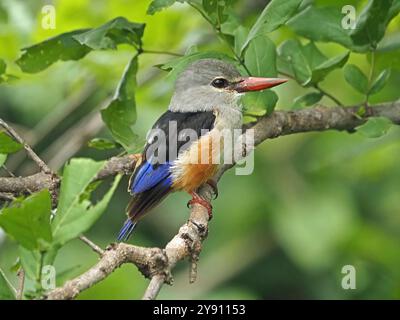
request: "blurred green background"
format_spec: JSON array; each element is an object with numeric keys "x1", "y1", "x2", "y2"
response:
[{"x1": 0, "y1": 0, "x2": 399, "y2": 299}]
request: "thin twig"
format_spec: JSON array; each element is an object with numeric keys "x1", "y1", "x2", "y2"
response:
[
  {"x1": 79, "y1": 235, "x2": 104, "y2": 256},
  {"x1": 1, "y1": 165, "x2": 16, "y2": 177},
  {"x1": 142, "y1": 49, "x2": 183, "y2": 57},
  {"x1": 365, "y1": 50, "x2": 376, "y2": 105},
  {"x1": 16, "y1": 268, "x2": 25, "y2": 300},
  {"x1": 314, "y1": 84, "x2": 344, "y2": 106},
  {"x1": 278, "y1": 70, "x2": 344, "y2": 106},
  {"x1": 0, "y1": 118, "x2": 53, "y2": 174},
  {"x1": 188, "y1": 2, "x2": 215, "y2": 26}
]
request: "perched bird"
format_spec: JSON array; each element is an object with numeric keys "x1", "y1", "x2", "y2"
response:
[{"x1": 118, "y1": 58, "x2": 287, "y2": 241}]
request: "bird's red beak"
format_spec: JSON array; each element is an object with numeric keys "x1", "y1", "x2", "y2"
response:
[{"x1": 234, "y1": 77, "x2": 288, "y2": 93}]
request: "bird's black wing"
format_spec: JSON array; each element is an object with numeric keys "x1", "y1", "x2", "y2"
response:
[{"x1": 144, "y1": 110, "x2": 217, "y2": 163}]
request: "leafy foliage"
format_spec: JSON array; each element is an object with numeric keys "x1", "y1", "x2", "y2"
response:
[
  {"x1": 0, "y1": 132, "x2": 22, "y2": 154},
  {"x1": 0, "y1": 59, "x2": 17, "y2": 84},
  {"x1": 369, "y1": 69, "x2": 391, "y2": 95},
  {"x1": 159, "y1": 51, "x2": 235, "y2": 81},
  {"x1": 0, "y1": 0, "x2": 399, "y2": 300},
  {"x1": 101, "y1": 56, "x2": 139, "y2": 151},
  {"x1": 73, "y1": 17, "x2": 145, "y2": 50},
  {"x1": 292, "y1": 92, "x2": 324, "y2": 109},
  {"x1": 0, "y1": 268, "x2": 15, "y2": 300},
  {"x1": 52, "y1": 158, "x2": 121, "y2": 245},
  {"x1": 16, "y1": 30, "x2": 91, "y2": 73},
  {"x1": 279, "y1": 40, "x2": 349, "y2": 87},
  {"x1": 0, "y1": 190, "x2": 52, "y2": 251},
  {"x1": 240, "y1": 0, "x2": 302, "y2": 54},
  {"x1": 344, "y1": 64, "x2": 369, "y2": 94},
  {"x1": 288, "y1": 6, "x2": 355, "y2": 50},
  {"x1": 0, "y1": 153, "x2": 6, "y2": 167},
  {"x1": 350, "y1": 0, "x2": 398, "y2": 50},
  {"x1": 147, "y1": 0, "x2": 184, "y2": 15},
  {"x1": 88, "y1": 138, "x2": 120, "y2": 150},
  {"x1": 16, "y1": 17, "x2": 145, "y2": 73},
  {"x1": 242, "y1": 36, "x2": 278, "y2": 113},
  {"x1": 356, "y1": 117, "x2": 393, "y2": 138}
]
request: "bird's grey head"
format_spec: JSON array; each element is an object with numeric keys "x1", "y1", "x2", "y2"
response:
[
  {"x1": 168, "y1": 58, "x2": 287, "y2": 114},
  {"x1": 169, "y1": 59, "x2": 242, "y2": 113}
]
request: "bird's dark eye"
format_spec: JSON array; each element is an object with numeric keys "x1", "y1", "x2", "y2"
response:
[{"x1": 211, "y1": 78, "x2": 229, "y2": 88}]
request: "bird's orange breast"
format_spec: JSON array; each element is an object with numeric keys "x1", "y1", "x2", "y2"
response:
[{"x1": 171, "y1": 133, "x2": 220, "y2": 193}]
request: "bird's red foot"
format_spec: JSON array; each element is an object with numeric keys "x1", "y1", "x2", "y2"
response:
[
  {"x1": 206, "y1": 179, "x2": 218, "y2": 199},
  {"x1": 187, "y1": 192, "x2": 213, "y2": 220}
]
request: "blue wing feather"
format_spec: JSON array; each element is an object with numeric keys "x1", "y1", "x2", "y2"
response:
[{"x1": 130, "y1": 160, "x2": 172, "y2": 194}]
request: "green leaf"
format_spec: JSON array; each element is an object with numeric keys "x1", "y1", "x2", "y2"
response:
[
  {"x1": 356, "y1": 117, "x2": 392, "y2": 138},
  {"x1": 375, "y1": 34, "x2": 400, "y2": 71},
  {"x1": 350, "y1": 0, "x2": 397, "y2": 50},
  {"x1": 18, "y1": 245, "x2": 59, "y2": 281},
  {"x1": 0, "y1": 132, "x2": 23, "y2": 154},
  {"x1": 241, "y1": 0, "x2": 302, "y2": 55},
  {"x1": 343, "y1": 64, "x2": 369, "y2": 94},
  {"x1": 278, "y1": 39, "x2": 312, "y2": 85},
  {"x1": 234, "y1": 26, "x2": 248, "y2": 57},
  {"x1": 309, "y1": 51, "x2": 349, "y2": 84},
  {"x1": 159, "y1": 51, "x2": 235, "y2": 82},
  {"x1": 202, "y1": 0, "x2": 232, "y2": 25},
  {"x1": 288, "y1": 6, "x2": 355, "y2": 50},
  {"x1": 16, "y1": 17, "x2": 145, "y2": 74},
  {"x1": 221, "y1": 16, "x2": 241, "y2": 36},
  {"x1": 0, "y1": 59, "x2": 6, "y2": 75},
  {"x1": 101, "y1": 55, "x2": 138, "y2": 152},
  {"x1": 301, "y1": 42, "x2": 327, "y2": 70},
  {"x1": 279, "y1": 41, "x2": 349, "y2": 86},
  {"x1": 242, "y1": 36, "x2": 279, "y2": 113},
  {"x1": 368, "y1": 69, "x2": 391, "y2": 96},
  {"x1": 0, "y1": 153, "x2": 6, "y2": 167},
  {"x1": 51, "y1": 158, "x2": 121, "y2": 245},
  {"x1": 243, "y1": 90, "x2": 278, "y2": 114},
  {"x1": 73, "y1": 17, "x2": 145, "y2": 50},
  {"x1": 292, "y1": 92, "x2": 323, "y2": 109},
  {"x1": 16, "y1": 30, "x2": 91, "y2": 74},
  {"x1": 389, "y1": 0, "x2": 400, "y2": 19},
  {"x1": 147, "y1": 0, "x2": 180, "y2": 15},
  {"x1": 19, "y1": 247, "x2": 39, "y2": 280},
  {"x1": 245, "y1": 36, "x2": 277, "y2": 77},
  {"x1": 0, "y1": 268, "x2": 15, "y2": 300},
  {"x1": 0, "y1": 190, "x2": 53, "y2": 251},
  {"x1": 88, "y1": 138, "x2": 119, "y2": 150},
  {"x1": 243, "y1": 35, "x2": 278, "y2": 113}
]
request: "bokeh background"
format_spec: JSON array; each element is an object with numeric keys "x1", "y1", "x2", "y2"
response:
[{"x1": 0, "y1": 0, "x2": 399, "y2": 299}]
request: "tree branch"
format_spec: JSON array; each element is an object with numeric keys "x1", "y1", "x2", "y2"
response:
[
  {"x1": 2, "y1": 102, "x2": 398, "y2": 197},
  {"x1": 1, "y1": 101, "x2": 399, "y2": 300}
]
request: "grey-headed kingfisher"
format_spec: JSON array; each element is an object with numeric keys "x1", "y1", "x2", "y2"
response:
[{"x1": 118, "y1": 59, "x2": 287, "y2": 241}]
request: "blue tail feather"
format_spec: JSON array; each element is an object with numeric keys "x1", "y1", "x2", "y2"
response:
[{"x1": 117, "y1": 220, "x2": 137, "y2": 242}]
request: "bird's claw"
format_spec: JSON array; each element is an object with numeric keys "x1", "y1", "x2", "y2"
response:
[
  {"x1": 187, "y1": 195, "x2": 213, "y2": 220},
  {"x1": 206, "y1": 179, "x2": 218, "y2": 199}
]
